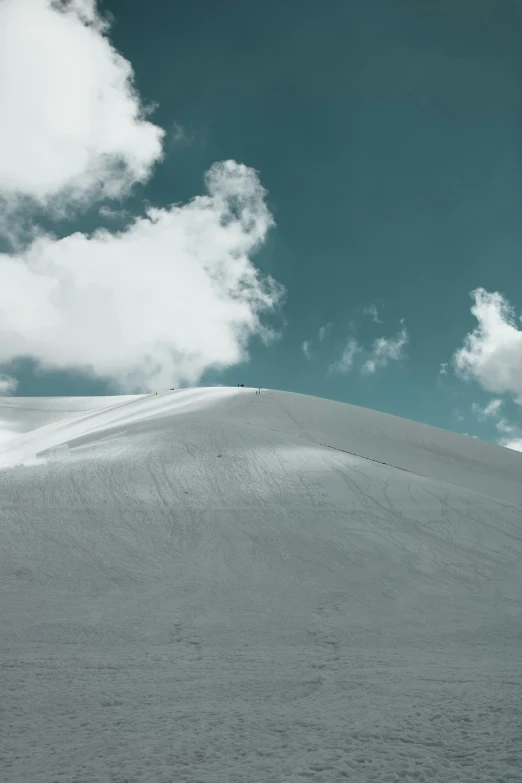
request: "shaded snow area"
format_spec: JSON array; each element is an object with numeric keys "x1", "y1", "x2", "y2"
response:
[{"x1": 1, "y1": 388, "x2": 521, "y2": 783}]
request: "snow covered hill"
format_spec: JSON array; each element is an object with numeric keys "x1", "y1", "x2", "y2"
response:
[{"x1": 1, "y1": 388, "x2": 521, "y2": 783}]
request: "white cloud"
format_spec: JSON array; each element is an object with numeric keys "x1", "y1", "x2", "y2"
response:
[
  {"x1": 318, "y1": 323, "x2": 332, "y2": 341},
  {"x1": 362, "y1": 328, "x2": 408, "y2": 374},
  {"x1": 439, "y1": 362, "x2": 448, "y2": 375},
  {"x1": 302, "y1": 341, "x2": 312, "y2": 360},
  {"x1": 453, "y1": 289, "x2": 522, "y2": 404},
  {"x1": 0, "y1": 0, "x2": 164, "y2": 213},
  {"x1": 0, "y1": 3, "x2": 284, "y2": 390},
  {"x1": 0, "y1": 160, "x2": 284, "y2": 391},
  {"x1": 329, "y1": 338, "x2": 360, "y2": 374},
  {"x1": 0, "y1": 375, "x2": 18, "y2": 395}
]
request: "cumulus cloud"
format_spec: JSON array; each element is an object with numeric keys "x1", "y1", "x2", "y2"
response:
[
  {"x1": 0, "y1": 375, "x2": 18, "y2": 395},
  {"x1": 362, "y1": 328, "x2": 408, "y2": 374},
  {"x1": 453, "y1": 289, "x2": 522, "y2": 404},
  {"x1": 0, "y1": 1, "x2": 284, "y2": 390},
  {"x1": 0, "y1": 161, "x2": 284, "y2": 391},
  {"x1": 329, "y1": 339, "x2": 360, "y2": 374},
  {"x1": 0, "y1": 0, "x2": 164, "y2": 213}
]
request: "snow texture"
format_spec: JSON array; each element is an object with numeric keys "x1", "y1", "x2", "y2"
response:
[
  {"x1": 0, "y1": 395, "x2": 140, "y2": 444},
  {"x1": 1, "y1": 387, "x2": 521, "y2": 783}
]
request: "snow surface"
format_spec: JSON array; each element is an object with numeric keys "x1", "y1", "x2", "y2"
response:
[
  {"x1": 0, "y1": 396, "x2": 141, "y2": 445},
  {"x1": 1, "y1": 387, "x2": 521, "y2": 783}
]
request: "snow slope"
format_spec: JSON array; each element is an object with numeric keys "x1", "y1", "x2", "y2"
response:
[
  {"x1": 1, "y1": 387, "x2": 521, "y2": 783},
  {"x1": 0, "y1": 395, "x2": 141, "y2": 444}
]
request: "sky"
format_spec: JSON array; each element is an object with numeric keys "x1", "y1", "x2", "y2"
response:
[{"x1": 0, "y1": 0, "x2": 521, "y2": 451}]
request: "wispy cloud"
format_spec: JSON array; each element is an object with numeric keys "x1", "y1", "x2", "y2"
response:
[
  {"x1": 453, "y1": 288, "x2": 522, "y2": 405},
  {"x1": 318, "y1": 323, "x2": 332, "y2": 341},
  {"x1": 471, "y1": 398, "x2": 503, "y2": 419},
  {"x1": 301, "y1": 323, "x2": 331, "y2": 361},
  {"x1": 0, "y1": 375, "x2": 18, "y2": 395},
  {"x1": 484, "y1": 398, "x2": 503, "y2": 417},
  {"x1": 496, "y1": 418, "x2": 513, "y2": 434},
  {"x1": 362, "y1": 328, "x2": 408, "y2": 374},
  {"x1": 168, "y1": 121, "x2": 199, "y2": 149},
  {"x1": 439, "y1": 362, "x2": 448, "y2": 375},
  {"x1": 469, "y1": 393, "x2": 522, "y2": 452},
  {"x1": 99, "y1": 206, "x2": 130, "y2": 221},
  {"x1": 330, "y1": 323, "x2": 409, "y2": 376},
  {"x1": 329, "y1": 339, "x2": 360, "y2": 374},
  {"x1": 362, "y1": 304, "x2": 381, "y2": 323},
  {"x1": 302, "y1": 341, "x2": 312, "y2": 360},
  {"x1": 171, "y1": 122, "x2": 187, "y2": 144}
]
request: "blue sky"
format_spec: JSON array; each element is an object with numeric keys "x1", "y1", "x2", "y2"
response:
[{"x1": 1, "y1": 0, "x2": 522, "y2": 449}]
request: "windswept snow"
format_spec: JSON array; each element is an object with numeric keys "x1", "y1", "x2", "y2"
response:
[{"x1": 1, "y1": 388, "x2": 521, "y2": 782}]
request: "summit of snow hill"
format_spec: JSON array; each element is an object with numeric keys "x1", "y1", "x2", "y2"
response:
[
  {"x1": 1, "y1": 387, "x2": 521, "y2": 783},
  {"x1": 1, "y1": 386, "x2": 520, "y2": 503}
]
